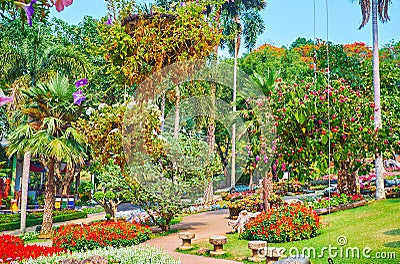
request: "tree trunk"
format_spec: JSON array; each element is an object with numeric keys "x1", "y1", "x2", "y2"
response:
[
  {"x1": 173, "y1": 85, "x2": 180, "y2": 138},
  {"x1": 39, "y1": 158, "x2": 56, "y2": 238},
  {"x1": 203, "y1": 180, "x2": 214, "y2": 204},
  {"x1": 231, "y1": 25, "x2": 240, "y2": 188},
  {"x1": 20, "y1": 151, "x2": 31, "y2": 233},
  {"x1": 372, "y1": 0, "x2": 385, "y2": 200},
  {"x1": 249, "y1": 169, "x2": 253, "y2": 190},
  {"x1": 61, "y1": 164, "x2": 79, "y2": 196},
  {"x1": 262, "y1": 175, "x2": 272, "y2": 211},
  {"x1": 337, "y1": 160, "x2": 358, "y2": 195}
]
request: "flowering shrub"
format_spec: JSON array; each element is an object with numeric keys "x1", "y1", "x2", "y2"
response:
[
  {"x1": 0, "y1": 234, "x2": 65, "y2": 263},
  {"x1": 221, "y1": 190, "x2": 255, "y2": 202},
  {"x1": 226, "y1": 194, "x2": 261, "y2": 212},
  {"x1": 52, "y1": 220, "x2": 151, "y2": 251},
  {"x1": 240, "y1": 203, "x2": 321, "y2": 242},
  {"x1": 22, "y1": 245, "x2": 180, "y2": 264},
  {"x1": 310, "y1": 193, "x2": 363, "y2": 209}
]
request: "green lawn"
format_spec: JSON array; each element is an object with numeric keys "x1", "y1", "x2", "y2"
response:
[{"x1": 179, "y1": 199, "x2": 400, "y2": 264}]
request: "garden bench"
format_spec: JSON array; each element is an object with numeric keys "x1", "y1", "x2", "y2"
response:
[
  {"x1": 178, "y1": 232, "x2": 195, "y2": 250},
  {"x1": 209, "y1": 235, "x2": 227, "y2": 256},
  {"x1": 259, "y1": 247, "x2": 284, "y2": 263},
  {"x1": 247, "y1": 241, "x2": 267, "y2": 262}
]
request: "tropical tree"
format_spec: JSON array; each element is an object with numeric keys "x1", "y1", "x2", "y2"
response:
[
  {"x1": 355, "y1": 0, "x2": 391, "y2": 199},
  {"x1": 0, "y1": 20, "x2": 89, "y2": 88},
  {"x1": 6, "y1": 75, "x2": 87, "y2": 238}
]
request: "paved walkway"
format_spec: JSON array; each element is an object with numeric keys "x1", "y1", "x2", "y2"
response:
[{"x1": 145, "y1": 209, "x2": 241, "y2": 263}]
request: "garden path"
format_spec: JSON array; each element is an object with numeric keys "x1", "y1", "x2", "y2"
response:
[
  {"x1": 144, "y1": 208, "x2": 242, "y2": 264},
  {"x1": 1, "y1": 209, "x2": 241, "y2": 263}
]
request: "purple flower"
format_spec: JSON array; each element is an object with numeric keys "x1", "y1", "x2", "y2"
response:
[
  {"x1": 73, "y1": 90, "x2": 86, "y2": 105},
  {"x1": 255, "y1": 155, "x2": 260, "y2": 162},
  {"x1": 0, "y1": 95, "x2": 13, "y2": 107},
  {"x1": 75, "y1": 78, "x2": 88, "y2": 88},
  {"x1": 180, "y1": 2, "x2": 186, "y2": 6},
  {"x1": 105, "y1": 17, "x2": 113, "y2": 25},
  {"x1": 15, "y1": 0, "x2": 37, "y2": 27}
]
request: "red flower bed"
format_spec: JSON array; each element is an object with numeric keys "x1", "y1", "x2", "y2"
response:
[
  {"x1": 240, "y1": 203, "x2": 321, "y2": 242},
  {"x1": 52, "y1": 220, "x2": 151, "y2": 251},
  {"x1": 0, "y1": 234, "x2": 65, "y2": 263}
]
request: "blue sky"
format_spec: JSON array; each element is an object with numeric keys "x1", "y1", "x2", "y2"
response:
[{"x1": 50, "y1": 0, "x2": 400, "y2": 54}]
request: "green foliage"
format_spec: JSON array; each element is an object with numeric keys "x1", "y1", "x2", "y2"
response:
[
  {"x1": 0, "y1": 210, "x2": 87, "y2": 232},
  {"x1": 92, "y1": 159, "x2": 132, "y2": 219},
  {"x1": 0, "y1": 19, "x2": 90, "y2": 89},
  {"x1": 237, "y1": 44, "x2": 310, "y2": 83},
  {"x1": 77, "y1": 181, "x2": 94, "y2": 194},
  {"x1": 269, "y1": 73, "x2": 399, "y2": 183},
  {"x1": 18, "y1": 231, "x2": 40, "y2": 242},
  {"x1": 94, "y1": 2, "x2": 221, "y2": 86},
  {"x1": 6, "y1": 75, "x2": 87, "y2": 164},
  {"x1": 289, "y1": 37, "x2": 314, "y2": 49},
  {"x1": 308, "y1": 193, "x2": 363, "y2": 209}
]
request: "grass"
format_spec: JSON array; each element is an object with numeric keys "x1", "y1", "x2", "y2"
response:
[{"x1": 180, "y1": 198, "x2": 400, "y2": 264}]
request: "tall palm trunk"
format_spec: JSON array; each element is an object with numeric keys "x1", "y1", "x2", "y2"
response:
[
  {"x1": 203, "y1": 8, "x2": 223, "y2": 203},
  {"x1": 372, "y1": 0, "x2": 385, "y2": 200},
  {"x1": 174, "y1": 85, "x2": 180, "y2": 138},
  {"x1": 39, "y1": 158, "x2": 56, "y2": 238},
  {"x1": 20, "y1": 151, "x2": 31, "y2": 233},
  {"x1": 231, "y1": 18, "x2": 241, "y2": 188}
]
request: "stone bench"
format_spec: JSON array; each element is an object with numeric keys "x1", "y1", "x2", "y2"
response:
[
  {"x1": 209, "y1": 235, "x2": 227, "y2": 256},
  {"x1": 178, "y1": 232, "x2": 195, "y2": 250},
  {"x1": 248, "y1": 241, "x2": 267, "y2": 262},
  {"x1": 259, "y1": 247, "x2": 285, "y2": 263}
]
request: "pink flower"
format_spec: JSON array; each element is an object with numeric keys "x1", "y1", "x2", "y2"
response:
[
  {"x1": 54, "y1": 0, "x2": 73, "y2": 12},
  {"x1": 0, "y1": 94, "x2": 13, "y2": 106}
]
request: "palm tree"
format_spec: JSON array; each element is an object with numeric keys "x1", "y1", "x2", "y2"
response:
[
  {"x1": 220, "y1": 0, "x2": 265, "y2": 188},
  {"x1": 0, "y1": 32, "x2": 89, "y2": 88},
  {"x1": 7, "y1": 75, "x2": 87, "y2": 238},
  {"x1": 356, "y1": 0, "x2": 391, "y2": 200},
  {"x1": 1, "y1": 22, "x2": 90, "y2": 232}
]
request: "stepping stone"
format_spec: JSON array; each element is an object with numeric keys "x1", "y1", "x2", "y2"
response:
[
  {"x1": 248, "y1": 241, "x2": 267, "y2": 262},
  {"x1": 209, "y1": 235, "x2": 227, "y2": 256},
  {"x1": 178, "y1": 232, "x2": 195, "y2": 250}
]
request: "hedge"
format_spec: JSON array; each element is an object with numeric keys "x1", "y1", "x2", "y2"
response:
[{"x1": 0, "y1": 211, "x2": 87, "y2": 232}]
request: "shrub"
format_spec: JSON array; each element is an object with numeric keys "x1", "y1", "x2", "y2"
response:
[
  {"x1": 18, "y1": 231, "x2": 40, "y2": 242},
  {"x1": 52, "y1": 220, "x2": 151, "y2": 251},
  {"x1": 226, "y1": 194, "x2": 262, "y2": 213},
  {"x1": 22, "y1": 245, "x2": 180, "y2": 264},
  {"x1": 0, "y1": 234, "x2": 65, "y2": 263},
  {"x1": 0, "y1": 210, "x2": 87, "y2": 232},
  {"x1": 309, "y1": 193, "x2": 363, "y2": 209},
  {"x1": 222, "y1": 190, "x2": 255, "y2": 202},
  {"x1": 240, "y1": 203, "x2": 321, "y2": 242}
]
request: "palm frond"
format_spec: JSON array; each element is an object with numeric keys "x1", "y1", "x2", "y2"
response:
[{"x1": 43, "y1": 46, "x2": 91, "y2": 80}]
